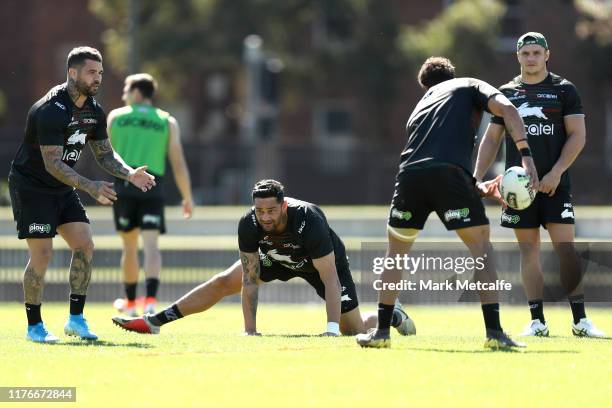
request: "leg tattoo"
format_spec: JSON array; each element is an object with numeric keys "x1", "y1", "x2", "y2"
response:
[
  {"x1": 23, "y1": 264, "x2": 44, "y2": 304},
  {"x1": 69, "y1": 250, "x2": 92, "y2": 295}
]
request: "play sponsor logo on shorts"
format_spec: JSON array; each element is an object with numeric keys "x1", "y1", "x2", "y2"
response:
[
  {"x1": 391, "y1": 208, "x2": 412, "y2": 221},
  {"x1": 561, "y1": 208, "x2": 574, "y2": 219},
  {"x1": 118, "y1": 217, "x2": 130, "y2": 228},
  {"x1": 29, "y1": 223, "x2": 51, "y2": 234},
  {"x1": 142, "y1": 214, "x2": 161, "y2": 226},
  {"x1": 501, "y1": 212, "x2": 520, "y2": 224},
  {"x1": 444, "y1": 208, "x2": 470, "y2": 223}
]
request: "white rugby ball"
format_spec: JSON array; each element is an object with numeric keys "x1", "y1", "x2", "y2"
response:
[{"x1": 499, "y1": 166, "x2": 535, "y2": 210}]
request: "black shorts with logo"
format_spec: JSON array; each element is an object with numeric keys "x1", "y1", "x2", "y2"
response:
[
  {"x1": 112, "y1": 195, "x2": 166, "y2": 234},
  {"x1": 258, "y1": 252, "x2": 359, "y2": 313},
  {"x1": 501, "y1": 189, "x2": 575, "y2": 229},
  {"x1": 388, "y1": 162, "x2": 489, "y2": 230},
  {"x1": 8, "y1": 182, "x2": 89, "y2": 240}
]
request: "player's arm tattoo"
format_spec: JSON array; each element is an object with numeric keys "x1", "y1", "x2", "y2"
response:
[
  {"x1": 23, "y1": 265, "x2": 44, "y2": 304},
  {"x1": 69, "y1": 250, "x2": 92, "y2": 295},
  {"x1": 89, "y1": 139, "x2": 132, "y2": 180},
  {"x1": 40, "y1": 145, "x2": 97, "y2": 195},
  {"x1": 240, "y1": 251, "x2": 260, "y2": 332}
]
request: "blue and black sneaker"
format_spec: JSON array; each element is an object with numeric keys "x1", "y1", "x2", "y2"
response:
[{"x1": 64, "y1": 314, "x2": 98, "y2": 340}]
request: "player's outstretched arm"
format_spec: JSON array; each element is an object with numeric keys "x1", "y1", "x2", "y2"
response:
[
  {"x1": 240, "y1": 251, "x2": 261, "y2": 335},
  {"x1": 487, "y1": 94, "x2": 539, "y2": 191},
  {"x1": 167, "y1": 116, "x2": 193, "y2": 218},
  {"x1": 88, "y1": 139, "x2": 156, "y2": 192},
  {"x1": 313, "y1": 252, "x2": 341, "y2": 336},
  {"x1": 40, "y1": 145, "x2": 116, "y2": 205}
]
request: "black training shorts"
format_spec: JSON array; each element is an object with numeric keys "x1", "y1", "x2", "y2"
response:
[
  {"x1": 388, "y1": 162, "x2": 489, "y2": 231},
  {"x1": 258, "y1": 252, "x2": 359, "y2": 313},
  {"x1": 9, "y1": 182, "x2": 89, "y2": 239},
  {"x1": 501, "y1": 189, "x2": 575, "y2": 229}
]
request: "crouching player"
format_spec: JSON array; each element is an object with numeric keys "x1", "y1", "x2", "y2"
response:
[{"x1": 113, "y1": 179, "x2": 416, "y2": 336}]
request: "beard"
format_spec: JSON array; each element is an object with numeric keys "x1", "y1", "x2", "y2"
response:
[{"x1": 77, "y1": 78, "x2": 100, "y2": 96}]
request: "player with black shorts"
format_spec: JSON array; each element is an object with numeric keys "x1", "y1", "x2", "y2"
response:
[
  {"x1": 112, "y1": 179, "x2": 415, "y2": 337},
  {"x1": 109, "y1": 73, "x2": 193, "y2": 317},
  {"x1": 474, "y1": 32, "x2": 604, "y2": 337},
  {"x1": 357, "y1": 57, "x2": 539, "y2": 350},
  {"x1": 8, "y1": 46, "x2": 155, "y2": 343}
]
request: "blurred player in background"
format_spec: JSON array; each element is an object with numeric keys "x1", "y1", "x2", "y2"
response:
[
  {"x1": 109, "y1": 73, "x2": 193, "y2": 316},
  {"x1": 8, "y1": 47, "x2": 155, "y2": 343},
  {"x1": 474, "y1": 32, "x2": 604, "y2": 338},
  {"x1": 357, "y1": 56, "x2": 538, "y2": 350},
  {"x1": 112, "y1": 179, "x2": 415, "y2": 337}
]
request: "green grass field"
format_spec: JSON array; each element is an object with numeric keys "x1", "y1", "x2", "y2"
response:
[{"x1": 1, "y1": 303, "x2": 611, "y2": 407}]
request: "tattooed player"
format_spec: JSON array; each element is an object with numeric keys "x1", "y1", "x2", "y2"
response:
[{"x1": 8, "y1": 46, "x2": 155, "y2": 343}]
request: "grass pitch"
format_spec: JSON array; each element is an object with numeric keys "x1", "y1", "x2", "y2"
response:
[{"x1": 1, "y1": 303, "x2": 611, "y2": 407}]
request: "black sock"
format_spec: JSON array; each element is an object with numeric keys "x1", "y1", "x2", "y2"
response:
[
  {"x1": 69, "y1": 294, "x2": 86, "y2": 315},
  {"x1": 125, "y1": 283, "x2": 137, "y2": 301},
  {"x1": 25, "y1": 303, "x2": 42, "y2": 326},
  {"x1": 145, "y1": 278, "x2": 160, "y2": 298},
  {"x1": 148, "y1": 304, "x2": 183, "y2": 326},
  {"x1": 481, "y1": 303, "x2": 502, "y2": 332},
  {"x1": 377, "y1": 303, "x2": 394, "y2": 333},
  {"x1": 568, "y1": 295, "x2": 586, "y2": 324},
  {"x1": 528, "y1": 299, "x2": 545, "y2": 323}
]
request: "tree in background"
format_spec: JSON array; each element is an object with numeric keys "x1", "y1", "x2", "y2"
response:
[
  {"x1": 575, "y1": 0, "x2": 612, "y2": 85},
  {"x1": 398, "y1": 0, "x2": 506, "y2": 80}
]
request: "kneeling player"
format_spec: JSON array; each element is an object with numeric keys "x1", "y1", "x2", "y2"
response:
[{"x1": 113, "y1": 179, "x2": 415, "y2": 336}]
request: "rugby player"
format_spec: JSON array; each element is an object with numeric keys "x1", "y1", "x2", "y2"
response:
[
  {"x1": 356, "y1": 57, "x2": 538, "y2": 349},
  {"x1": 8, "y1": 46, "x2": 155, "y2": 343},
  {"x1": 109, "y1": 73, "x2": 193, "y2": 316},
  {"x1": 474, "y1": 32, "x2": 604, "y2": 337},
  {"x1": 112, "y1": 180, "x2": 415, "y2": 336}
]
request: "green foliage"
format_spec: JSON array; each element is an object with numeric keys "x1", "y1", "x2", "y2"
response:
[{"x1": 398, "y1": 0, "x2": 506, "y2": 77}]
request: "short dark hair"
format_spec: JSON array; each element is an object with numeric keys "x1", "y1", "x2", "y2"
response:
[
  {"x1": 125, "y1": 73, "x2": 157, "y2": 99},
  {"x1": 252, "y1": 179, "x2": 284, "y2": 203},
  {"x1": 418, "y1": 57, "x2": 455, "y2": 89},
  {"x1": 67, "y1": 46, "x2": 103, "y2": 69}
]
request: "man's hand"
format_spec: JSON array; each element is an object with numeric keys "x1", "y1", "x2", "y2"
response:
[
  {"x1": 182, "y1": 198, "x2": 193, "y2": 219},
  {"x1": 128, "y1": 166, "x2": 156, "y2": 192},
  {"x1": 521, "y1": 156, "x2": 539, "y2": 192},
  {"x1": 477, "y1": 175, "x2": 507, "y2": 209},
  {"x1": 539, "y1": 168, "x2": 561, "y2": 197},
  {"x1": 88, "y1": 180, "x2": 117, "y2": 205}
]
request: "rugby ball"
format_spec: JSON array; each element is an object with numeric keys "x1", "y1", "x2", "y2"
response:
[{"x1": 499, "y1": 166, "x2": 535, "y2": 210}]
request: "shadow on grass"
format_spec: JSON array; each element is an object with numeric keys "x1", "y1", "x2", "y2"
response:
[
  {"x1": 263, "y1": 334, "x2": 321, "y2": 338},
  {"x1": 59, "y1": 340, "x2": 154, "y2": 348},
  {"x1": 408, "y1": 347, "x2": 579, "y2": 354}
]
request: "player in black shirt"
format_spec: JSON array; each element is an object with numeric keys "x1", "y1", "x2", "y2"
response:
[
  {"x1": 112, "y1": 180, "x2": 416, "y2": 337},
  {"x1": 8, "y1": 46, "x2": 155, "y2": 343},
  {"x1": 357, "y1": 57, "x2": 538, "y2": 350},
  {"x1": 474, "y1": 32, "x2": 604, "y2": 337}
]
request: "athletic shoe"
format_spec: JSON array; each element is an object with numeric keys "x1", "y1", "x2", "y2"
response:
[
  {"x1": 356, "y1": 328, "x2": 391, "y2": 348},
  {"x1": 484, "y1": 329, "x2": 526, "y2": 350},
  {"x1": 144, "y1": 297, "x2": 157, "y2": 315},
  {"x1": 112, "y1": 298, "x2": 138, "y2": 317},
  {"x1": 572, "y1": 318, "x2": 605, "y2": 338},
  {"x1": 112, "y1": 314, "x2": 160, "y2": 335},
  {"x1": 393, "y1": 299, "x2": 416, "y2": 336},
  {"x1": 64, "y1": 314, "x2": 98, "y2": 340},
  {"x1": 26, "y1": 322, "x2": 59, "y2": 344},
  {"x1": 519, "y1": 319, "x2": 549, "y2": 337}
]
